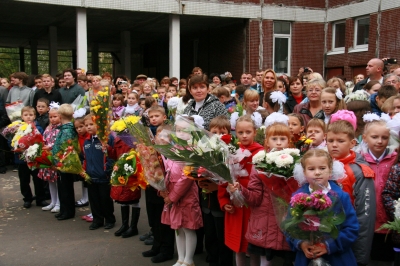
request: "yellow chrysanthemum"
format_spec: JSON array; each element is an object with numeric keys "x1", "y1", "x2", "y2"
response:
[
  {"x1": 19, "y1": 124, "x2": 27, "y2": 131},
  {"x1": 91, "y1": 100, "x2": 100, "y2": 106},
  {"x1": 304, "y1": 139, "x2": 313, "y2": 145},
  {"x1": 183, "y1": 166, "x2": 193, "y2": 177},
  {"x1": 152, "y1": 94, "x2": 159, "y2": 99},
  {"x1": 91, "y1": 105, "x2": 101, "y2": 113},
  {"x1": 124, "y1": 116, "x2": 140, "y2": 125},
  {"x1": 110, "y1": 120, "x2": 126, "y2": 132}
]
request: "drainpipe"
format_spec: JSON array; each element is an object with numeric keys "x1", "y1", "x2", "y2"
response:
[
  {"x1": 375, "y1": 0, "x2": 382, "y2": 58},
  {"x1": 322, "y1": 0, "x2": 328, "y2": 78}
]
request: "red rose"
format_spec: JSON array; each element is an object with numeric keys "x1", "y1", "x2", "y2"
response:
[{"x1": 220, "y1": 134, "x2": 232, "y2": 145}]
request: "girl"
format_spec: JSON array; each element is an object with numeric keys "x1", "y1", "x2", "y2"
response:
[
  {"x1": 285, "y1": 76, "x2": 305, "y2": 113},
  {"x1": 159, "y1": 121, "x2": 203, "y2": 266},
  {"x1": 124, "y1": 92, "x2": 142, "y2": 116},
  {"x1": 39, "y1": 104, "x2": 61, "y2": 212},
  {"x1": 363, "y1": 80, "x2": 381, "y2": 95},
  {"x1": 327, "y1": 77, "x2": 347, "y2": 96},
  {"x1": 320, "y1": 87, "x2": 346, "y2": 124},
  {"x1": 73, "y1": 115, "x2": 92, "y2": 221},
  {"x1": 218, "y1": 115, "x2": 264, "y2": 266},
  {"x1": 289, "y1": 149, "x2": 359, "y2": 265},
  {"x1": 361, "y1": 119, "x2": 397, "y2": 263},
  {"x1": 112, "y1": 94, "x2": 125, "y2": 120},
  {"x1": 288, "y1": 113, "x2": 305, "y2": 144},
  {"x1": 277, "y1": 77, "x2": 288, "y2": 95},
  {"x1": 229, "y1": 117, "x2": 295, "y2": 266},
  {"x1": 231, "y1": 89, "x2": 262, "y2": 130},
  {"x1": 306, "y1": 118, "x2": 327, "y2": 149},
  {"x1": 164, "y1": 92, "x2": 174, "y2": 104},
  {"x1": 118, "y1": 81, "x2": 129, "y2": 104},
  {"x1": 263, "y1": 91, "x2": 288, "y2": 114}
]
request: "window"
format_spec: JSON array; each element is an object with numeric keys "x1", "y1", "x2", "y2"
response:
[
  {"x1": 332, "y1": 21, "x2": 345, "y2": 51},
  {"x1": 354, "y1": 17, "x2": 369, "y2": 50},
  {"x1": 273, "y1": 21, "x2": 291, "y2": 75}
]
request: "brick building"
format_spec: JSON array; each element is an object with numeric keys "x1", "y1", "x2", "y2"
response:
[{"x1": 1, "y1": 0, "x2": 399, "y2": 81}]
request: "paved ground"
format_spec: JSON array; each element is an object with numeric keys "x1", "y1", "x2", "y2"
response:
[{"x1": 0, "y1": 166, "x2": 287, "y2": 266}]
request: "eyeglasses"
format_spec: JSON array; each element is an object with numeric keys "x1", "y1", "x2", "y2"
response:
[
  {"x1": 385, "y1": 80, "x2": 398, "y2": 85},
  {"x1": 307, "y1": 89, "x2": 322, "y2": 93}
]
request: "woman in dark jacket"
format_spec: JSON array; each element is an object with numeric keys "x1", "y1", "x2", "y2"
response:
[{"x1": 285, "y1": 76, "x2": 306, "y2": 113}]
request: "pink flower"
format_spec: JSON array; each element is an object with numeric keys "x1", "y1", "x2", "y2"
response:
[
  {"x1": 309, "y1": 191, "x2": 332, "y2": 211},
  {"x1": 298, "y1": 215, "x2": 320, "y2": 231},
  {"x1": 290, "y1": 193, "x2": 311, "y2": 208}
]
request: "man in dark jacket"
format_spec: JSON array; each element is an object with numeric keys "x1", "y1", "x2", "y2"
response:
[{"x1": 353, "y1": 58, "x2": 384, "y2": 92}]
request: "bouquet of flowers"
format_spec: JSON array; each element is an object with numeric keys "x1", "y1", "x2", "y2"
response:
[
  {"x1": 254, "y1": 125, "x2": 266, "y2": 146},
  {"x1": 123, "y1": 116, "x2": 166, "y2": 190},
  {"x1": 53, "y1": 139, "x2": 90, "y2": 182},
  {"x1": 12, "y1": 122, "x2": 44, "y2": 152},
  {"x1": 90, "y1": 85, "x2": 111, "y2": 145},
  {"x1": 110, "y1": 149, "x2": 147, "y2": 191},
  {"x1": 292, "y1": 134, "x2": 313, "y2": 155},
  {"x1": 110, "y1": 116, "x2": 140, "y2": 148},
  {"x1": 1, "y1": 120, "x2": 24, "y2": 141},
  {"x1": 6, "y1": 101, "x2": 24, "y2": 122},
  {"x1": 219, "y1": 134, "x2": 239, "y2": 155},
  {"x1": 20, "y1": 143, "x2": 53, "y2": 170},
  {"x1": 252, "y1": 148, "x2": 301, "y2": 202},
  {"x1": 282, "y1": 190, "x2": 346, "y2": 266},
  {"x1": 378, "y1": 198, "x2": 400, "y2": 245}
]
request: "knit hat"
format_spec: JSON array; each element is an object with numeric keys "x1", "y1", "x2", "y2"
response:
[{"x1": 330, "y1": 110, "x2": 357, "y2": 130}]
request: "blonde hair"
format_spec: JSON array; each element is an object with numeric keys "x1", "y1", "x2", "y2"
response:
[
  {"x1": 381, "y1": 95, "x2": 396, "y2": 114},
  {"x1": 300, "y1": 149, "x2": 333, "y2": 170},
  {"x1": 236, "y1": 115, "x2": 256, "y2": 130},
  {"x1": 363, "y1": 120, "x2": 389, "y2": 135},
  {"x1": 327, "y1": 77, "x2": 346, "y2": 95},
  {"x1": 321, "y1": 87, "x2": 346, "y2": 113},
  {"x1": 148, "y1": 105, "x2": 166, "y2": 116},
  {"x1": 327, "y1": 120, "x2": 355, "y2": 140},
  {"x1": 58, "y1": 104, "x2": 73, "y2": 120},
  {"x1": 21, "y1": 106, "x2": 35, "y2": 115},
  {"x1": 306, "y1": 78, "x2": 326, "y2": 91},
  {"x1": 262, "y1": 69, "x2": 278, "y2": 93}
]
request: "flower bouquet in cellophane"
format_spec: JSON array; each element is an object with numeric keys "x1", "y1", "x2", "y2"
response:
[
  {"x1": 53, "y1": 139, "x2": 90, "y2": 182},
  {"x1": 110, "y1": 149, "x2": 147, "y2": 191},
  {"x1": 122, "y1": 116, "x2": 166, "y2": 191},
  {"x1": 110, "y1": 116, "x2": 139, "y2": 148},
  {"x1": 90, "y1": 82, "x2": 112, "y2": 148},
  {"x1": 11, "y1": 122, "x2": 44, "y2": 152},
  {"x1": 1, "y1": 120, "x2": 24, "y2": 141},
  {"x1": 20, "y1": 143, "x2": 53, "y2": 170},
  {"x1": 6, "y1": 101, "x2": 24, "y2": 122}
]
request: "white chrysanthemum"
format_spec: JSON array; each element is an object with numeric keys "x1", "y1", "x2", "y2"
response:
[
  {"x1": 252, "y1": 151, "x2": 266, "y2": 164},
  {"x1": 275, "y1": 154, "x2": 293, "y2": 168},
  {"x1": 25, "y1": 144, "x2": 39, "y2": 158},
  {"x1": 167, "y1": 97, "x2": 180, "y2": 109}
]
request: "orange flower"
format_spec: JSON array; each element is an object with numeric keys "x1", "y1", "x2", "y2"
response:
[{"x1": 118, "y1": 176, "x2": 125, "y2": 184}]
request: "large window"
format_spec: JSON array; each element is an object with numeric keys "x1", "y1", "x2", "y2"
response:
[
  {"x1": 332, "y1": 21, "x2": 345, "y2": 51},
  {"x1": 273, "y1": 21, "x2": 291, "y2": 75},
  {"x1": 354, "y1": 17, "x2": 369, "y2": 50}
]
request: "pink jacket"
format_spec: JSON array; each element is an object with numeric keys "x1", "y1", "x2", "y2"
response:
[
  {"x1": 363, "y1": 151, "x2": 397, "y2": 232},
  {"x1": 241, "y1": 166, "x2": 291, "y2": 251},
  {"x1": 161, "y1": 159, "x2": 203, "y2": 230}
]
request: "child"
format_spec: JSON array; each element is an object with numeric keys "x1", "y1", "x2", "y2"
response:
[
  {"x1": 393, "y1": 95, "x2": 400, "y2": 115},
  {"x1": 141, "y1": 96, "x2": 156, "y2": 127},
  {"x1": 165, "y1": 92, "x2": 174, "y2": 104},
  {"x1": 320, "y1": 87, "x2": 346, "y2": 124},
  {"x1": 112, "y1": 94, "x2": 125, "y2": 120},
  {"x1": 288, "y1": 149, "x2": 359, "y2": 266},
  {"x1": 124, "y1": 92, "x2": 142, "y2": 116},
  {"x1": 326, "y1": 119, "x2": 376, "y2": 265},
  {"x1": 263, "y1": 91, "x2": 288, "y2": 114},
  {"x1": 38, "y1": 103, "x2": 61, "y2": 212},
  {"x1": 218, "y1": 115, "x2": 264, "y2": 266},
  {"x1": 361, "y1": 119, "x2": 397, "y2": 263},
  {"x1": 157, "y1": 86, "x2": 167, "y2": 100},
  {"x1": 212, "y1": 87, "x2": 236, "y2": 111},
  {"x1": 35, "y1": 97, "x2": 50, "y2": 130},
  {"x1": 139, "y1": 98, "x2": 146, "y2": 113},
  {"x1": 231, "y1": 89, "x2": 262, "y2": 130},
  {"x1": 73, "y1": 115, "x2": 91, "y2": 221},
  {"x1": 306, "y1": 118, "x2": 326, "y2": 149},
  {"x1": 370, "y1": 85, "x2": 398, "y2": 116},
  {"x1": 142, "y1": 112, "x2": 175, "y2": 264},
  {"x1": 288, "y1": 113, "x2": 305, "y2": 144},
  {"x1": 363, "y1": 81, "x2": 381, "y2": 95},
  {"x1": 53, "y1": 104, "x2": 77, "y2": 220},
  {"x1": 83, "y1": 114, "x2": 116, "y2": 230},
  {"x1": 17, "y1": 106, "x2": 47, "y2": 208},
  {"x1": 228, "y1": 116, "x2": 295, "y2": 266},
  {"x1": 168, "y1": 85, "x2": 178, "y2": 96},
  {"x1": 209, "y1": 115, "x2": 230, "y2": 135},
  {"x1": 159, "y1": 122, "x2": 203, "y2": 266}
]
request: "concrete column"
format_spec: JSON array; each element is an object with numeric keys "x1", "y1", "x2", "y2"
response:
[
  {"x1": 169, "y1": 14, "x2": 180, "y2": 79},
  {"x1": 120, "y1": 31, "x2": 131, "y2": 79},
  {"x1": 76, "y1": 8, "x2": 87, "y2": 71},
  {"x1": 91, "y1": 43, "x2": 99, "y2": 74},
  {"x1": 30, "y1": 40, "x2": 38, "y2": 74},
  {"x1": 49, "y1": 26, "x2": 58, "y2": 77}
]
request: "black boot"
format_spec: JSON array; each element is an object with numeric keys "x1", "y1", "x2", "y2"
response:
[
  {"x1": 114, "y1": 205, "x2": 130, "y2": 236},
  {"x1": 122, "y1": 207, "x2": 140, "y2": 238}
]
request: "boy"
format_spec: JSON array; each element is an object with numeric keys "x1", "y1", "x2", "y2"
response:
[
  {"x1": 142, "y1": 111, "x2": 175, "y2": 263},
  {"x1": 370, "y1": 84, "x2": 398, "y2": 116},
  {"x1": 83, "y1": 114, "x2": 116, "y2": 230},
  {"x1": 168, "y1": 85, "x2": 178, "y2": 96},
  {"x1": 36, "y1": 98, "x2": 50, "y2": 130},
  {"x1": 326, "y1": 120, "x2": 376, "y2": 266},
  {"x1": 157, "y1": 86, "x2": 167, "y2": 100},
  {"x1": 18, "y1": 106, "x2": 47, "y2": 208},
  {"x1": 209, "y1": 115, "x2": 231, "y2": 135},
  {"x1": 212, "y1": 87, "x2": 237, "y2": 112},
  {"x1": 52, "y1": 104, "x2": 77, "y2": 220}
]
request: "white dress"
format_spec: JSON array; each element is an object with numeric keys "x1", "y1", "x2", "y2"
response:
[{"x1": 230, "y1": 110, "x2": 262, "y2": 130}]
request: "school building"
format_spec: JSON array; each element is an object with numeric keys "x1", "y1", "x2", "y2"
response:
[{"x1": 1, "y1": 0, "x2": 400, "y2": 81}]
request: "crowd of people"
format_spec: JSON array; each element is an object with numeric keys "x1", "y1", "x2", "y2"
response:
[{"x1": 1, "y1": 58, "x2": 400, "y2": 266}]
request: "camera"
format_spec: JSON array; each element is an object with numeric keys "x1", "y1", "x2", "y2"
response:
[
  {"x1": 304, "y1": 67, "x2": 310, "y2": 73},
  {"x1": 384, "y1": 58, "x2": 397, "y2": 65}
]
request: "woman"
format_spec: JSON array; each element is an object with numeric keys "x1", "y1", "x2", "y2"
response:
[
  {"x1": 183, "y1": 74, "x2": 227, "y2": 130},
  {"x1": 293, "y1": 78, "x2": 325, "y2": 125},
  {"x1": 210, "y1": 73, "x2": 222, "y2": 87},
  {"x1": 1, "y1": 78, "x2": 10, "y2": 90},
  {"x1": 261, "y1": 69, "x2": 278, "y2": 94},
  {"x1": 285, "y1": 76, "x2": 306, "y2": 113},
  {"x1": 140, "y1": 80, "x2": 156, "y2": 98}
]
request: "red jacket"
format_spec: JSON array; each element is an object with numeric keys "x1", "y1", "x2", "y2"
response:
[
  {"x1": 109, "y1": 137, "x2": 141, "y2": 202},
  {"x1": 241, "y1": 167, "x2": 290, "y2": 251}
]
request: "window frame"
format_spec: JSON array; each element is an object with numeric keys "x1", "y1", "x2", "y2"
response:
[
  {"x1": 332, "y1": 20, "x2": 346, "y2": 52},
  {"x1": 353, "y1": 16, "x2": 369, "y2": 52},
  {"x1": 273, "y1": 21, "x2": 291, "y2": 75}
]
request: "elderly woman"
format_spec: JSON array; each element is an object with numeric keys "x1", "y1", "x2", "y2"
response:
[
  {"x1": 140, "y1": 80, "x2": 156, "y2": 98},
  {"x1": 183, "y1": 74, "x2": 228, "y2": 130},
  {"x1": 293, "y1": 78, "x2": 325, "y2": 125}
]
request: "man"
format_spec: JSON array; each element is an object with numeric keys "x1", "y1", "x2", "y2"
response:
[
  {"x1": 58, "y1": 68, "x2": 85, "y2": 104},
  {"x1": 77, "y1": 74, "x2": 89, "y2": 91},
  {"x1": 353, "y1": 58, "x2": 384, "y2": 92},
  {"x1": 34, "y1": 75, "x2": 43, "y2": 90},
  {"x1": 240, "y1": 73, "x2": 252, "y2": 88},
  {"x1": 76, "y1": 68, "x2": 84, "y2": 75},
  {"x1": 86, "y1": 70, "x2": 95, "y2": 79},
  {"x1": 192, "y1": 67, "x2": 203, "y2": 76},
  {"x1": 136, "y1": 74, "x2": 147, "y2": 85},
  {"x1": 6, "y1": 72, "x2": 34, "y2": 106},
  {"x1": 32, "y1": 74, "x2": 62, "y2": 108},
  {"x1": 383, "y1": 74, "x2": 400, "y2": 92},
  {"x1": 251, "y1": 70, "x2": 264, "y2": 105}
]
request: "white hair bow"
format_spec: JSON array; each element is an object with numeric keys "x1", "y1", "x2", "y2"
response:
[
  {"x1": 264, "y1": 112, "x2": 289, "y2": 128},
  {"x1": 335, "y1": 88, "x2": 343, "y2": 100},
  {"x1": 362, "y1": 113, "x2": 381, "y2": 123},
  {"x1": 49, "y1": 101, "x2": 60, "y2": 110},
  {"x1": 73, "y1": 108, "x2": 86, "y2": 119},
  {"x1": 293, "y1": 160, "x2": 346, "y2": 186}
]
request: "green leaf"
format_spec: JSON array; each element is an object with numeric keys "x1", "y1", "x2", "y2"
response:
[{"x1": 303, "y1": 210, "x2": 317, "y2": 216}]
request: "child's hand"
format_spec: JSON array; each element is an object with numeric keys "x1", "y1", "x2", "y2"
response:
[
  {"x1": 227, "y1": 183, "x2": 239, "y2": 193},
  {"x1": 164, "y1": 196, "x2": 172, "y2": 205},
  {"x1": 224, "y1": 204, "x2": 235, "y2": 214},
  {"x1": 311, "y1": 243, "x2": 328, "y2": 257},
  {"x1": 300, "y1": 241, "x2": 314, "y2": 259},
  {"x1": 159, "y1": 191, "x2": 168, "y2": 198},
  {"x1": 101, "y1": 143, "x2": 109, "y2": 152}
]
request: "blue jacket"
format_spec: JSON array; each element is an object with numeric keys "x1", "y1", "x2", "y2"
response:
[
  {"x1": 83, "y1": 135, "x2": 114, "y2": 183},
  {"x1": 287, "y1": 181, "x2": 359, "y2": 266},
  {"x1": 370, "y1": 93, "x2": 382, "y2": 116}
]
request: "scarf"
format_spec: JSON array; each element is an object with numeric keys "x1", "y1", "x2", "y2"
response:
[
  {"x1": 112, "y1": 106, "x2": 125, "y2": 118},
  {"x1": 239, "y1": 142, "x2": 264, "y2": 176},
  {"x1": 337, "y1": 150, "x2": 375, "y2": 204},
  {"x1": 125, "y1": 103, "x2": 140, "y2": 114}
]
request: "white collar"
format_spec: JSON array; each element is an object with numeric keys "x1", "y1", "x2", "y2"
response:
[
  {"x1": 368, "y1": 149, "x2": 387, "y2": 162},
  {"x1": 309, "y1": 182, "x2": 331, "y2": 195},
  {"x1": 367, "y1": 77, "x2": 383, "y2": 84}
]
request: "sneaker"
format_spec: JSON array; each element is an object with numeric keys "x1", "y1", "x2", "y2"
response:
[
  {"x1": 140, "y1": 231, "x2": 153, "y2": 241},
  {"x1": 51, "y1": 206, "x2": 60, "y2": 213},
  {"x1": 42, "y1": 204, "x2": 55, "y2": 211},
  {"x1": 144, "y1": 236, "x2": 154, "y2": 245}
]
